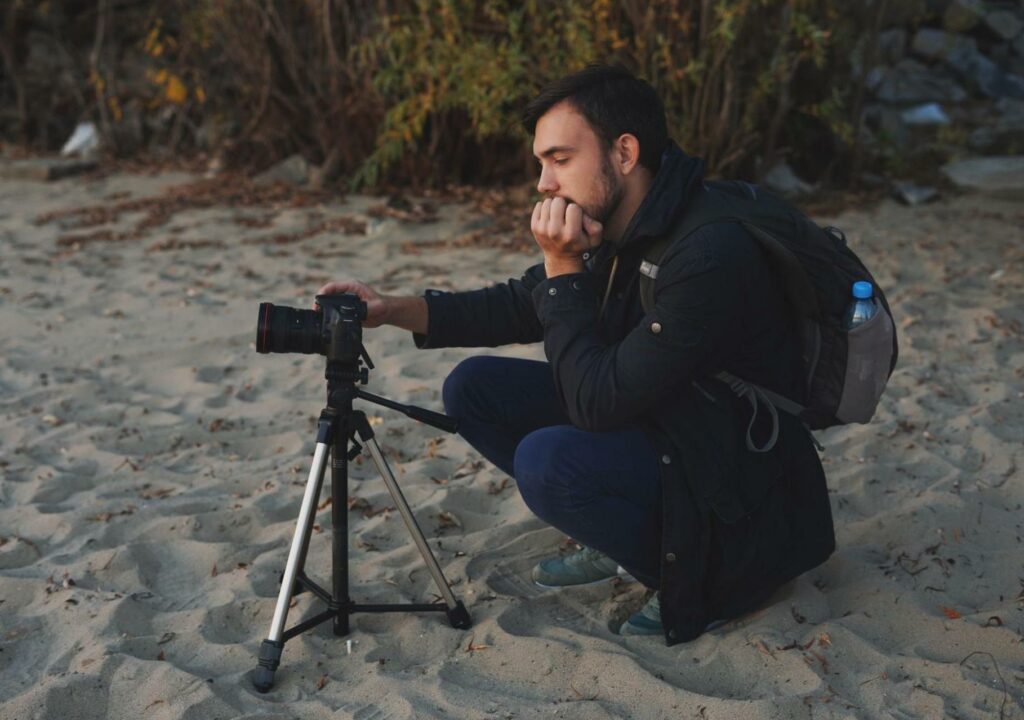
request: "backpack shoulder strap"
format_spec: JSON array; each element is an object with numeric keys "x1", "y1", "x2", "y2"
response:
[{"x1": 638, "y1": 180, "x2": 755, "y2": 315}]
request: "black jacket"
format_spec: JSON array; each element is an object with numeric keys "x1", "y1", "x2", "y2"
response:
[{"x1": 413, "y1": 142, "x2": 835, "y2": 644}]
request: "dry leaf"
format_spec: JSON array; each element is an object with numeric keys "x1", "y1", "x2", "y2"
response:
[
  {"x1": 316, "y1": 673, "x2": 328, "y2": 690},
  {"x1": 940, "y1": 606, "x2": 961, "y2": 620},
  {"x1": 438, "y1": 511, "x2": 462, "y2": 529},
  {"x1": 818, "y1": 633, "x2": 832, "y2": 647},
  {"x1": 464, "y1": 636, "x2": 489, "y2": 653},
  {"x1": 487, "y1": 477, "x2": 511, "y2": 495}
]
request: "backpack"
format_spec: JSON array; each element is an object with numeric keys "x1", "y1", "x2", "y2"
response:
[{"x1": 638, "y1": 180, "x2": 898, "y2": 451}]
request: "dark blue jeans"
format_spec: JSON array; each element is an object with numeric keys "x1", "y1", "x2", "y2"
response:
[{"x1": 442, "y1": 356, "x2": 662, "y2": 588}]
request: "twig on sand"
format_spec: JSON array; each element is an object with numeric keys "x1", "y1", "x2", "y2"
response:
[{"x1": 959, "y1": 651, "x2": 1007, "y2": 720}]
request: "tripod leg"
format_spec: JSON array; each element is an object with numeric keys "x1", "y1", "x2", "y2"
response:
[
  {"x1": 253, "y1": 438, "x2": 331, "y2": 693},
  {"x1": 361, "y1": 433, "x2": 471, "y2": 630}
]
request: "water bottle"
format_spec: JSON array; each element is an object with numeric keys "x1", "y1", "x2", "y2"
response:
[{"x1": 844, "y1": 281, "x2": 877, "y2": 329}]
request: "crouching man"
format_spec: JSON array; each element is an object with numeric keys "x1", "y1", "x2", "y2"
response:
[{"x1": 315, "y1": 64, "x2": 835, "y2": 642}]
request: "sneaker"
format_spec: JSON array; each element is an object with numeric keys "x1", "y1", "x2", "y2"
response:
[
  {"x1": 620, "y1": 592, "x2": 662, "y2": 636},
  {"x1": 531, "y1": 545, "x2": 626, "y2": 588}
]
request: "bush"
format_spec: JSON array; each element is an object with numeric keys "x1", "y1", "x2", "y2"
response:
[{"x1": 0, "y1": 1, "x2": 870, "y2": 189}]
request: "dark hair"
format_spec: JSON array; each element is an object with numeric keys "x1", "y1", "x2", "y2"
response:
[{"x1": 521, "y1": 64, "x2": 668, "y2": 174}]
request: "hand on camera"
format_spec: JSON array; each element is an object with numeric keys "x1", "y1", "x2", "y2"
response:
[
  {"x1": 314, "y1": 279, "x2": 388, "y2": 328},
  {"x1": 531, "y1": 197, "x2": 603, "y2": 278}
]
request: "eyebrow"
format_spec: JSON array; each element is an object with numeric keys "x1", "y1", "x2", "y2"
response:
[{"x1": 533, "y1": 145, "x2": 576, "y2": 160}]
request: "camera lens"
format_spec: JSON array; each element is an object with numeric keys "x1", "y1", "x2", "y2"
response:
[{"x1": 256, "y1": 302, "x2": 323, "y2": 354}]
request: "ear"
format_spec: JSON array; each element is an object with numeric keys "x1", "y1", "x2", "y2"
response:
[{"x1": 613, "y1": 133, "x2": 642, "y2": 176}]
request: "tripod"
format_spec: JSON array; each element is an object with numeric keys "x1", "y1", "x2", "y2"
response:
[{"x1": 252, "y1": 354, "x2": 471, "y2": 692}]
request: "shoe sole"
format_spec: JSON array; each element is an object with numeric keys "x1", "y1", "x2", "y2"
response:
[{"x1": 533, "y1": 566, "x2": 635, "y2": 589}]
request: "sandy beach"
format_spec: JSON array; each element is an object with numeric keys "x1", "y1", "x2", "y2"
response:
[{"x1": 0, "y1": 167, "x2": 1022, "y2": 719}]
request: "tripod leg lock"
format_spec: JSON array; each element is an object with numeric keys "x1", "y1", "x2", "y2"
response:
[
  {"x1": 447, "y1": 601, "x2": 472, "y2": 630},
  {"x1": 253, "y1": 639, "x2": 284, "y2": 693}
]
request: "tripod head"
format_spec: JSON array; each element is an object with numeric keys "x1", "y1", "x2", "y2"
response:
[{"x1": 254, "y1": 293, "x2": 455, "y2": 433}]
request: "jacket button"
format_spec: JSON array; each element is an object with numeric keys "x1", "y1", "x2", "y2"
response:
[
  {"x1": 668, "y1": 629, "x2": 678, "y2": 640},
  {"x1": 665, "y1": 552, "x2": 677, "y2": 563},
  {"x1": 661, "y1": 454, "x2": 671, "y2": 465},
  {"x1": 650, "y1": 322, "x2": 662, "y2": 334},
  {"x1": 582, "y1": 252, "x2": 591, "y2": 260},
  {"x1": 548, "y1": 287, "x2": 557, "y2": 296},
  {"x1": 572, "y1": 280, "x2": 581, "y2": 291}
]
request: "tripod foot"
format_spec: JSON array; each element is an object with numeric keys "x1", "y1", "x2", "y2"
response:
[
  {"x1": 447, "y1": 601, "x2": 472, "y2": 630},
  {"x1": 253, "y1": 639, "x2": 284, "y2": 693}
]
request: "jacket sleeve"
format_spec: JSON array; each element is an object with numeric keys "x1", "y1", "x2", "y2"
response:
[
  {"x1": 412, "y1": 263, "x2": 546, "y2": 348},
  {"x1": 532, "y1": 226, "x2": 742, "y2": 432}
]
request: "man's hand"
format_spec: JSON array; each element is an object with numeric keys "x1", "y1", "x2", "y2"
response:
[
  {"x1": 314, "y1": 279, "x2": 388, "y2": 328},
  {"x1": 531, "y1": 197, "x2": 603, "y2": 278}
]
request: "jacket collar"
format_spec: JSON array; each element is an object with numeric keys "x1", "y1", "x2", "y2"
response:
[{"x1": 591, "y1": 141, "x2": 705, "y2": 268}]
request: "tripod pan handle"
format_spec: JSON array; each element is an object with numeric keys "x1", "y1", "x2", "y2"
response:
[{"x1": 405, "y1": 406, "x2": 458, "y2": 433}]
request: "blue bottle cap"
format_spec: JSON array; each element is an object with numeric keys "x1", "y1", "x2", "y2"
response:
[{"x1": 852, "y1": 281, "x2": 873, "y2": 299}]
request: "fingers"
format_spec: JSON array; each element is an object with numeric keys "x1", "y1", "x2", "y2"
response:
[
  {"x1": 564, "y1": 202, "x2": 582, "y2": 239},
  {"x1": 581, "y1": 213, "x2": 603, "y2": 247},
  {"x1": 313, "y1": 280, "x2": 369, "y2": 309}
]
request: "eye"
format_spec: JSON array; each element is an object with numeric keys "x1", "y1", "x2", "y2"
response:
[{"x1": 554, "y1": 158, "x2": 568, "y2": 166}]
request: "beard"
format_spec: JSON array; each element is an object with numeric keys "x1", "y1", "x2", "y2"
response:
[{"x1": 585, "y1": 153, "x2": 625, "y2": 225}]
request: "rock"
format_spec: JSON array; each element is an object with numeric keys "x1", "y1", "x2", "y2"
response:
[
  {"x1": 944, "y1": 0, "x2": 984, "y2": 32},
  {"x1": 983, "y1": 9, "x2": 1024, "y2": 41},
  {"x1": 878, "y1": 29, "x2": 908, "y2": 65},
  {"x1": 253, "y1": 154, "x2": 310, "y2": 186},
  {"x1": 0, "y1": 158, "x2": 98, "y2": 181},
  {"x1": 941, "y1": 155, "x2": 1024, "y2": 199},
  {"x1": 944, "y1": 42, "x2": 1024, "y2": 99},
  {"x1": 892, "y1": 180, "x2": 940, "y2": 205},
  {"x1": 863, "y1": 104, "x2": 911, "y2": 147},
  {"x1": 901, "y1": 102, "x2": 952, "y2": 125},
  {"x1": 762, "y1": 162, "x2": 815, "y2": 197},
  {"x1": 995, "y1": 97, "x2": 1024, "y2": 116},
  {"x1": 911, "y1": 28, "x2": 975, "y2": 61},
  {"x1": 60, "y1": 122, "x2": 99, "y2": 158},
  {"x1": 873, "y1": 59, "x2": 969, "y2": 103},
  {"x1": 967, "y1": 115, "x2": 1024, "y2": 153},
  {"x1": 992, "y1": 42, "x2": 1024, "y2": 78}
]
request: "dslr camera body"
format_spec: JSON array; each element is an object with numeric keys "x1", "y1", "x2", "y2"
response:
[{"x1": 257, "y1": 293, "x2": 367, "y2": 366}]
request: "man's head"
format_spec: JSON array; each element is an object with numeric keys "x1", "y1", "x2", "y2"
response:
[{"x1": 522, "y1": 65, "x2": 667, "y2": 227}]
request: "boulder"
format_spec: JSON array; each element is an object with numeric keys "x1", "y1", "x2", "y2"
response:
[
  {"x1": 967, "y1": 115, "x2": 1024, "y2": 153},
  {"x1": 983, "y1": 9, "x2": 1024, "y2": 42},
  {"x1": 901, "y1": 102, "x2": 951, "y2": 125},
  {"x1": 911, "y1": 28, "x2": 975, "y2": 61},
  {"x1": 944, "y1": 0, "x2": 984, "y2": 32},
  {"x1": 762, "y1": 161, "x2": 815, "y2": 197},
  {"x1": 878, "y1": 29, "x2": 908, "y2": 65},
  {"x1": 873, "y1": 59, "x2": 969, "y2": 103},
  {"x1": 944, "y1": 42, "x2": 1024, "y2": 99},
  {"x1": 892, "y1": 180, "x2": 940, "y2": 205},
  {"x1": 941, "y1": 155, "x2": 1024, "y2": 199},
  {"x1": 253, "y1": 154, "x2": 310, "y2": 186}
]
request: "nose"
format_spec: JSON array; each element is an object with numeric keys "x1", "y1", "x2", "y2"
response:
[{"x1": 536, "y1": 165, "x2": 558, "y2": 195}]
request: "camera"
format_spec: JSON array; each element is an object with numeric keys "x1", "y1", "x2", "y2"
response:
[{"x1": 256, "y1": 293, "x2": 367, "y2": 362}]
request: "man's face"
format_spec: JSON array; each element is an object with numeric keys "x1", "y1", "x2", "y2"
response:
[{"x1": 532, "y1": 101, "x2": 624, "y2": 225}]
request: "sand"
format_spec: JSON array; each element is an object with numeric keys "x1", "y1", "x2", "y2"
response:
[{"x1": 0, "y1": 167, "x2": 1022, "y2": 719}]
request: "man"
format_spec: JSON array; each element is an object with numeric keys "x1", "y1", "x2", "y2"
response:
[{"x1": 315, "y1": 64, "x2": 835, "y2": 642}]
